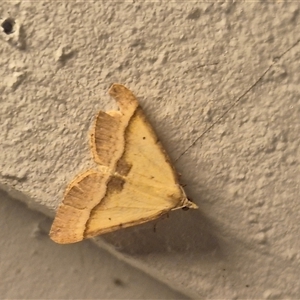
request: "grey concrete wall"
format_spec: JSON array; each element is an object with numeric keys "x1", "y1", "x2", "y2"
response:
[
  {"x1": 0, "y1": 2, "x2": 299, "y2": 299},
  {"x1": 0, "y1": 191, "x2": 188, "y2": 299}
]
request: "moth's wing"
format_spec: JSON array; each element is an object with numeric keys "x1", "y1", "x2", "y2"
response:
[
  {"x1": 50, "y1": 85, "x2": 142, "y2": 244},
  {"x1": 49, "y1": 170, "x2": 110, "y2": 244},
  {"x1": 85, "y1": 107, "x2": 193, "y2": 238},
  {"x1": 89, "y1": 84, "x2": 138, "y2": 169}
]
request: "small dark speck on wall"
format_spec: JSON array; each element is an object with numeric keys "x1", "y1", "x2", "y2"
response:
[
  {"x1": 1, "y1": 18, "x2": 15, "y2": 35},
  {"x1": 113, "y1": 278, "x2": 124, "y2": 287}
]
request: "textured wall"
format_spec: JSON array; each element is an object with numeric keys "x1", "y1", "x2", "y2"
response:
[
  {"x1": 0, "y1": 2, "x2": 299, "y2": 298},
  {"x1": 0, "y1": 191, "x2": 187, "y2": 299}
]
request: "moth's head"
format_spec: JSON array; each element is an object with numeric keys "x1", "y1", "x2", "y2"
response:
[
  {"x1": 182, "y1": 206, "x2": 190, "y2": 211},
  {"x1": 182, "y1": 198, "x2": 198, "y2": 210}
]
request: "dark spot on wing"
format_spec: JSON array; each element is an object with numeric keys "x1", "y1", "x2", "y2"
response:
[
  {"x1": 116, "y1": 159, "x2": 132, "y2": 176},
  {"x1": 107, "y1": 176, "x2": 125, "y2": 193}
]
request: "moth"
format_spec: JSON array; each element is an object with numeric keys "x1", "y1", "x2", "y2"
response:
[{"x1": 50, "y1": 84, "x2": 197, "y2": 244}]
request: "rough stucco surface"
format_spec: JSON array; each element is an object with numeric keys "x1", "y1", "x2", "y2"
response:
[{"x1": 0, "y1": 2, "x2": 299, "y2": 299}]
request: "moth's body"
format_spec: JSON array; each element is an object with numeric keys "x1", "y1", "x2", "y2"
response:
[{"x1": 50, "y1": 84, "x2": 197, "y2": 244}]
